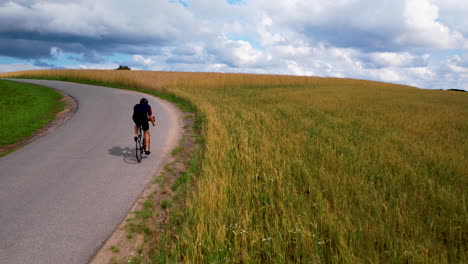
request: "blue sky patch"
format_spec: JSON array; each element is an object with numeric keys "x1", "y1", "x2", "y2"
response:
[
  {"x1": 228, "y1": 35, "x2": 264, "y2": 51},
  {"x1": 170, "y1": 0, "x2": 188, "y2": 7},
  {"x1": 0, "y1": 56, "x2": 24, "y2": 64},
  {"x1": 227, "y1": 0, "x2": 245, "y2": 5}
]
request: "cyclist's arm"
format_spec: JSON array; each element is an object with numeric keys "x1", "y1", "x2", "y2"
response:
[
  {"x1": 148, "y1": 105, "x2": 156, "y2": 126},
  {"x1": 149, "y1": 115, "x2": 156, "y2": 126}
]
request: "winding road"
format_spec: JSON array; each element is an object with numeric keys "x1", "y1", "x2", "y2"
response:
[{"x1": 0, "y1": 79, "x2": 183, "y2": 264}]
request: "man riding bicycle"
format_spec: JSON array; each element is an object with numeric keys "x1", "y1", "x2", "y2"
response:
[{"x1": 133, "y1": 98, "x2": 156, "y2": 155}]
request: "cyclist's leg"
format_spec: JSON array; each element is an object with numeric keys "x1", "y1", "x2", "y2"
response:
[
  {"x1": 144, "y1": 130, "x2": 150, "y2": 152},
  {"x1": 142, "y1": 121, "x2": 150, "y2": 153},
  {"x1": 132, "y1": 116, "x2": 140, "y2": 140}
]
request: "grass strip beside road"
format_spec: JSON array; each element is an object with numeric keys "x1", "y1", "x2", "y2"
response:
[{"x1": 0, "y1": 79, "x2": 66, "y2": 155}]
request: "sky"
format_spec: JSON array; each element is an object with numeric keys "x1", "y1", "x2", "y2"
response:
[{"x1": 0, "y1": 0, "x2": 467, "y2": 90}]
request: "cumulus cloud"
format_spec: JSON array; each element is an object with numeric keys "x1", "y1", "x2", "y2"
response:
[
  {"x1": 73, "y1": 62, "x2": 119, "y2": 70},
  {"x1": 207, "y1": 36, "x2": 270, "y2": 68},
  {"x1": 250, "y1": 0, "x2": 468, "y2": 51},
  {"x1": 50, "y1": 46, "x2": 63, "y2": 58},
  {"x1": 362, "y1": 52, "x2": 430, "y2": 68},
  {"x1": 401, "y1": 0, "x2": 466, "y2": 49},
  {"x1": 432, "y1": 0, "x2": 468, "y2": 36},
  {"x1": 133, "y1": 55, "x2": 155, "y2": 67},
  {"x1": 0, "y1": 0, "x2": 196, "y2": 58},
  {"x1": 0, "y1": 0, "x2": 195, "y2": 39},
  {"x1": 0, "y1": 0, "x2": 467, "y2": 90}
]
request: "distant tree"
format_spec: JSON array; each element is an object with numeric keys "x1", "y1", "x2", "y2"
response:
[
  {"x1": 447, "y1": 89, "x2": 465, "y2": 92},
  {"x1": 115, "y1": 65, "x2": 131, "y2": 70}
]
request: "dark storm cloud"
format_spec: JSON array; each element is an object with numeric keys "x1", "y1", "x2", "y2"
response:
[
  {"x1": 32, "y1": 60, "x2": 55, "y2": 67},
  {"x1": 0, "y1": 0, "x2": 195, "y2": 62},
  {"x1": 0, "y1": 37, "x2": 53, "y2": 59},
  {"x1": 0, "y1": 29, "x2": 174, "y2": 59}
]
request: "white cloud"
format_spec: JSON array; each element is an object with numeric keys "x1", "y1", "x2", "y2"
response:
[
  {"x1": 132, "y1": 55, "x2": 155, "y2": 67},
  {"x1": 0, "y1": 63, "x2": 44, "y2": 73},
  {"x1": 249, "y1": 0, "x2": 468, "y2": 51},
  {"x1": 431, "y1": 0, "x2": 468, "y2": 36},
  {"x1": 50, "y1": 46, "x2": 63, "y2": 58},
  {"x1": 0, "y1": 0, "x2": 467, "y2": 90},
  {"x1": 368, "y1": 68, "x2": 404, "y2": 82},
  {"x1": 257, "y1": 15, "x2": 286, "y2": 46},
  {"x1": 208, "y1": 36, "x2": 269, "y2": 68},
  {"x1": 401, "y1": 0, "x2": 466, "y2": 49},
  {"x1": 72, "y1": 62, "x2": 119, "y2": 70},
  {"x1": 286, "y1": 60, "x2": 315, "y2": 76},
  {"x1": 365, "y1": 52, "x2": 429, "y2": 68}
]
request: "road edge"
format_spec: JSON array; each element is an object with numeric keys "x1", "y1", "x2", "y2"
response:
[{"x1": 87, "y1": 90, "x2": 194, "y2": 264}]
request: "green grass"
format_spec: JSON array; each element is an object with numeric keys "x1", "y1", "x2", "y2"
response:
[
  {"x1": 170, "y1": 146, "x2": 184, "y2": 156},
  {"x1": 127, "y1": 256, "x2": 142, "y2": 264},
  {"x1": 0, "y1": 146, "x2": 20, "y2": 158},
  {"x1": 0, "y1": 79, "x2": 65, "y2": 152},
  {"x1": 133, "y1": 199, "x2": 154, "y2": 220},
  {"x1": 110, "y1": 245, "x2": 120, "y2": 253},
  {"x1": 161, "y1": 199, "x2": 172, "y2": 209},
  {"x1": 111, "y1": 256, "x2": 120, "y2": 264}
]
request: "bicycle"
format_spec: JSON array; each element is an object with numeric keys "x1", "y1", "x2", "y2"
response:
[
  {"x1": 135, "y1": 125, "x2": 147, "y2": 163},
  {"x1": 134, "y1": 116, "x2": 155, "y2": 163}
]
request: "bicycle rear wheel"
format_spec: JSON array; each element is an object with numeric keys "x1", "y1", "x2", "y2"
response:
[{"x1": 136, "y1": 127, "x2": 143, "y2": 163}]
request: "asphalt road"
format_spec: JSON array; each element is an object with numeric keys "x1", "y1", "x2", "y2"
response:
[{"x1": 0, "y1": 79, "x2": 183, "y2": 264}]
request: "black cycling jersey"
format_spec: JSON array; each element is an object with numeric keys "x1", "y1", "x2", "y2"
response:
[
  {"x1": 133, "y1": 103, "x2": 152, "y2": 117},
  {"x1": 133, "y1": 103, "x2": 152, "y2": 131}
]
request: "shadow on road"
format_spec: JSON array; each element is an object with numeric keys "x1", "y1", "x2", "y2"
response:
[{"x1": 108, "y1": 146, "x2": 145, "y2": 164}]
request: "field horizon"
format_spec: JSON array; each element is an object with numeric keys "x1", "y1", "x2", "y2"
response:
[{"x1": 1, "y1": 69, "x2": 466, "y2": 263}]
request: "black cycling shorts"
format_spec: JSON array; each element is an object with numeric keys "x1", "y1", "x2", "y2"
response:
[{"x1": 133, "y1": 115, "x2": 149, "y2": 131}]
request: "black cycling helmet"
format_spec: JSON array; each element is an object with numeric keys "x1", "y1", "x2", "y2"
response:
[{"x1": 140, "y1": 98, "x2": 148, "y2": 104}]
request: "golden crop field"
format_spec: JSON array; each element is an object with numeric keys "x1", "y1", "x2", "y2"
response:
[{"x1": 2, "y1": 69, "x2": 467, "y2": 263}]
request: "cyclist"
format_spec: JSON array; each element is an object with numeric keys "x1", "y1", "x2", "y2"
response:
[{"x1": 133, "y1": 98, "x2": 156, "y2": 155}]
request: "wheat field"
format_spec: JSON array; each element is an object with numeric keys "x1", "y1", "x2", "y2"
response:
[{"x1": 1, "y1": 69, "x2": 467, "y2": 263}]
